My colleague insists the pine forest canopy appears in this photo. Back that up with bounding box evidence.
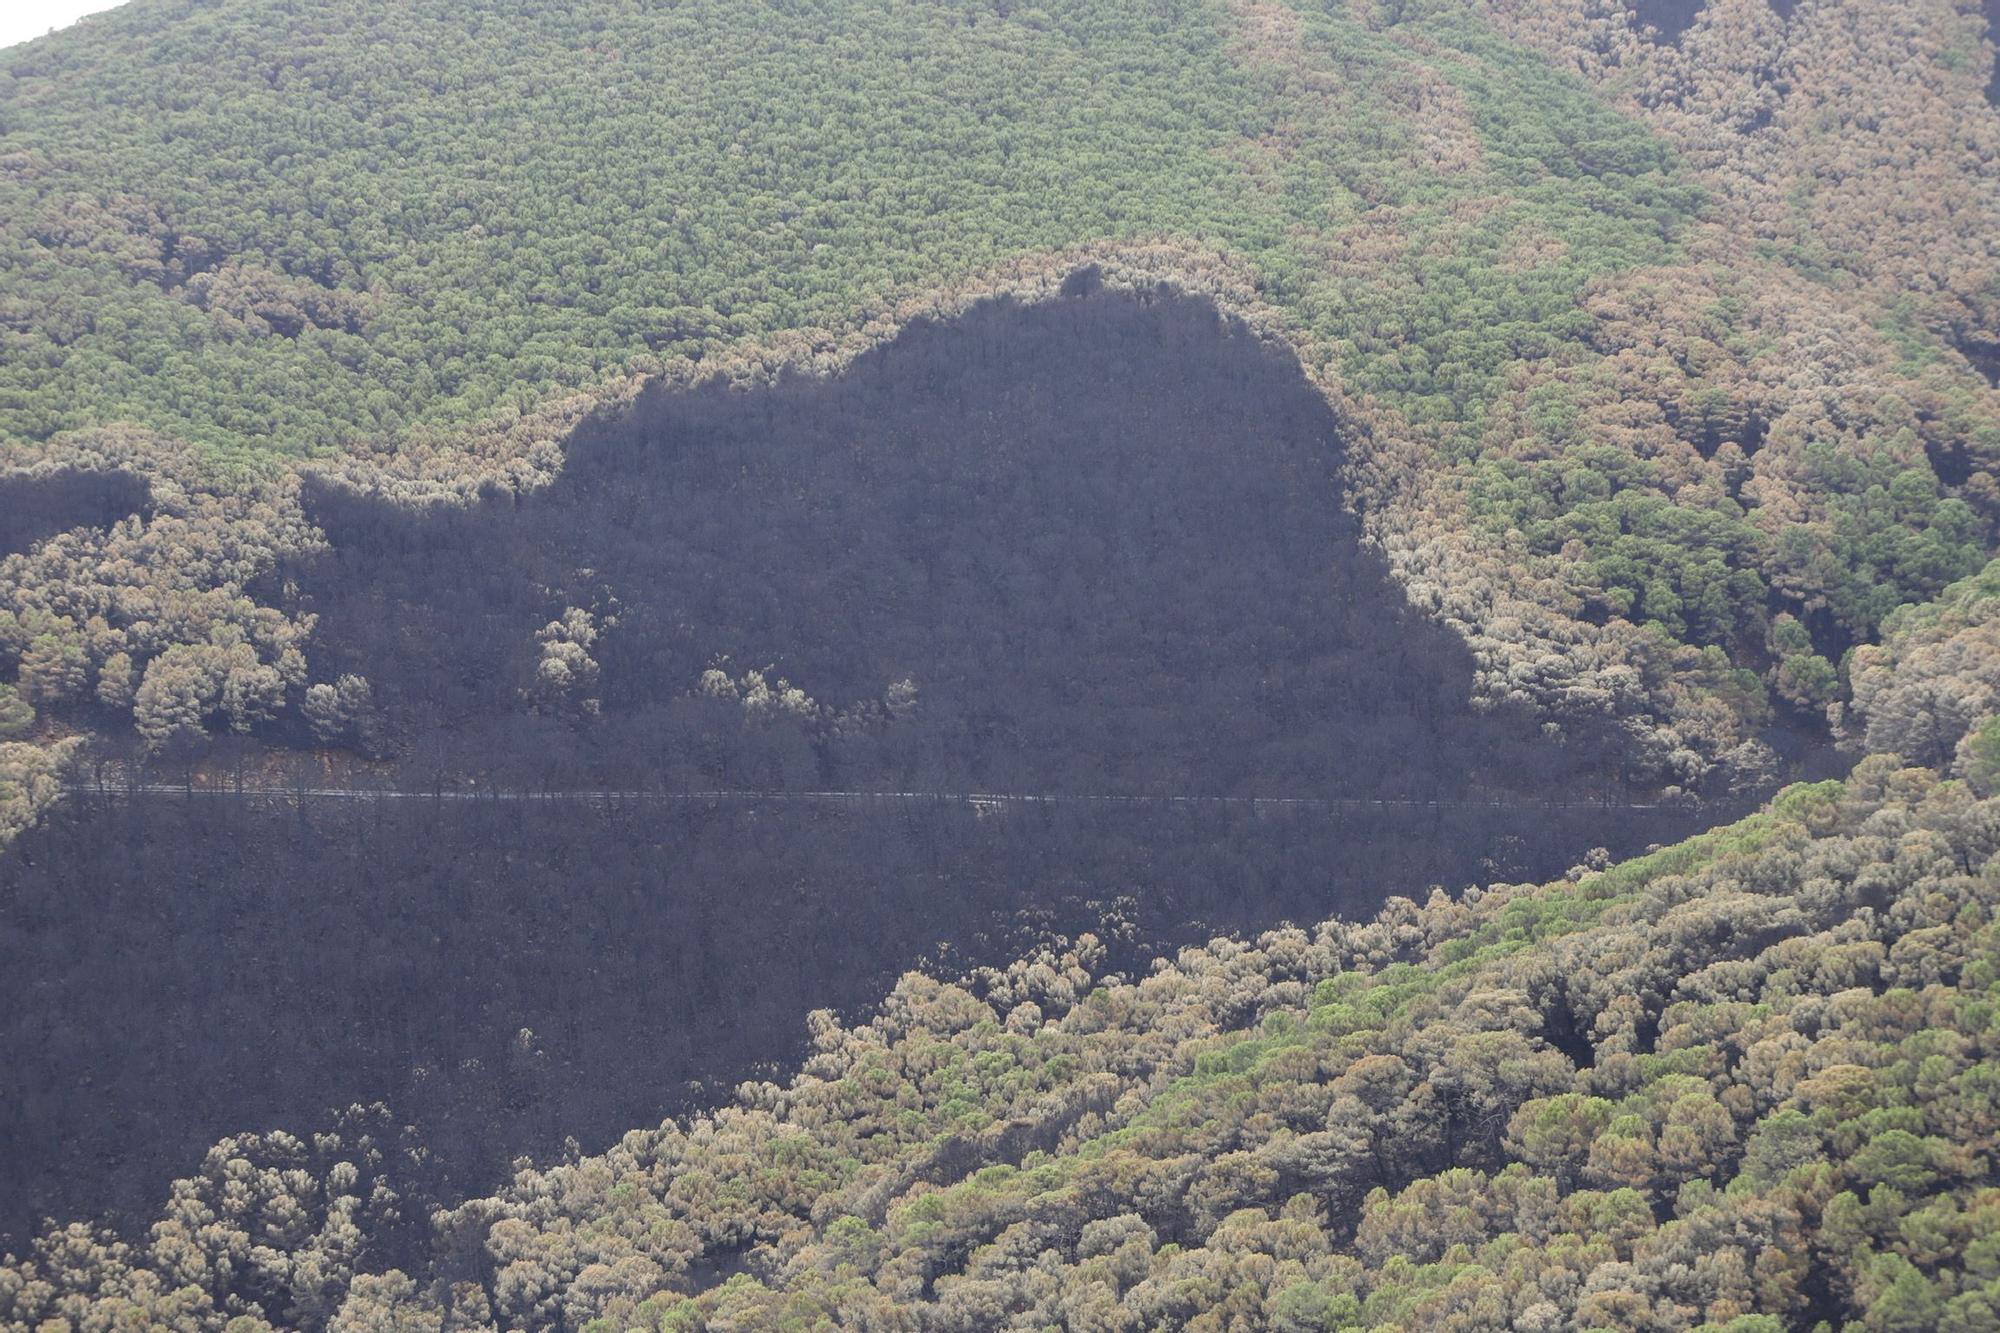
[2,0,2000,1330]
[0,0,1690,458]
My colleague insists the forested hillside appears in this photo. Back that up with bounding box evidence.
[2,0,1998,829]
[5,1,2000,1330]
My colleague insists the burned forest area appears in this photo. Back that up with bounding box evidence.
[0,289,1760,1246]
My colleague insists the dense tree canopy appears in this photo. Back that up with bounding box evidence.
[0,0,1688,462]
[1844,556,2000,778]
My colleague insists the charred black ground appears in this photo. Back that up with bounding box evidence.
[1631,0,1707,43]
[285,288,1631,800]
[0,468,150,559]
[0,793,1724,1247]
[1988,0,2000,106]
[6,287,1762,1247]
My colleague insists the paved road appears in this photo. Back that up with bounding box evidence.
[69,782,1732,814]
